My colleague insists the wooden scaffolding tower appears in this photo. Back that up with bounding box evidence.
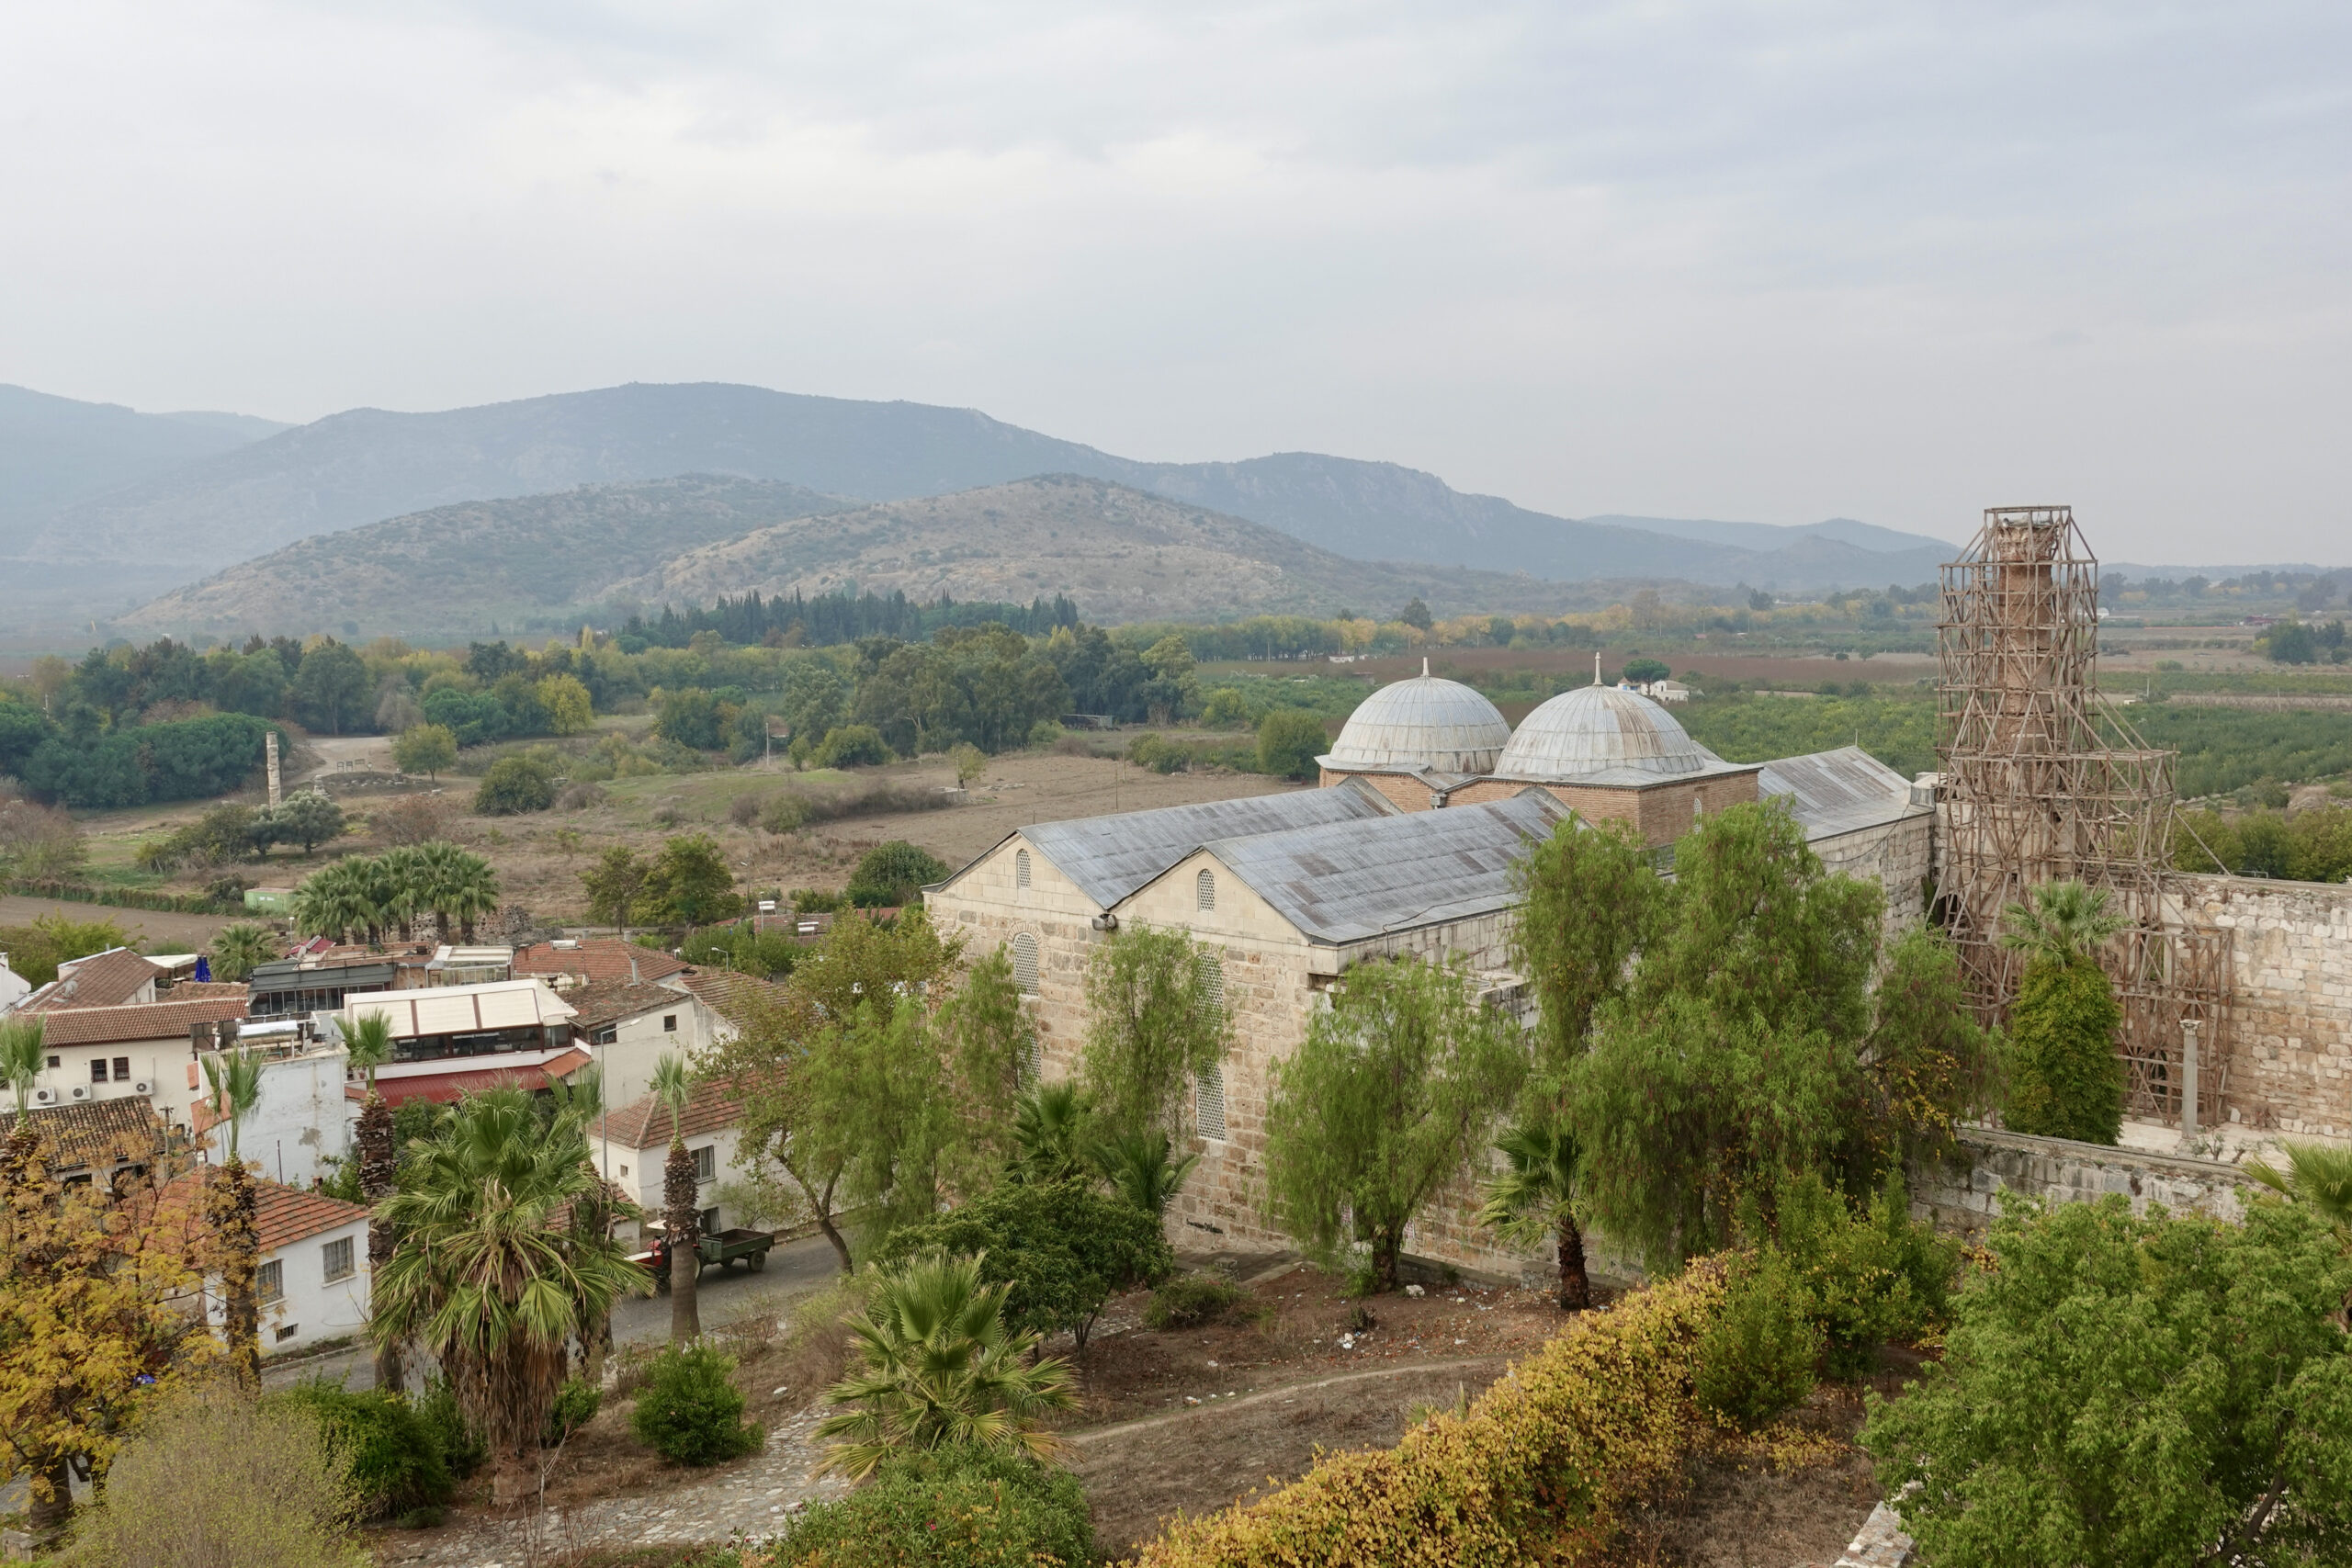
[1934,505,2229,1122]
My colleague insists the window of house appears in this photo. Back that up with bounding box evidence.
[46,1055,59,1069]
[618,1164,629,1179]
[698,1206,719,1235]
[1195,1064,1227,1141]
[692,1145,716,1182]
[593,1026,617,1045]
[1196,869,1216,910]
[1015,849,1031,889]
[322,1236,355,1282]
[113,1057,130,1082]
[90,1058,108,1084]
[1012,931,1039,994]
[275,1324,300,1343]
[1196,952,1225,1008]
[257,1259,284,1304]
[662,1015,678,1032]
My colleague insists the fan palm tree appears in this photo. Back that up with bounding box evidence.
[816,1250,1078,1481]
[292,861,368,943]
[205,921,277,983]
[654,1053,702,1340]
[371,1086,643,1507]
[2248,1142,2352,1247]
[425,842,502,944]
[1010,1080,1091,1185]
[379,844,430,942]
[1477,1111,1590,1311]
[1999,880,2128,968]
[345,1011,404,1393]
[202,1046,266,1386]
[1091,1126,1197,1217]
[549,1066,626,1382]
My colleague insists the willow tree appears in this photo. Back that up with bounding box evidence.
[1080,923,1231,1144]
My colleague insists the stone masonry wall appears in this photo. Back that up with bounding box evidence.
[1317,768,1437,813]
[1909,1126,2256,1235]
[1810,811,1934,949]
[2174,874,2352,1138]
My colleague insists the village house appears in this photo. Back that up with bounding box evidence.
[0,1097,170,1189]
[336,976,589,1107]
[587,1077,748,1245]
[565,976,726,1111]
[14,995,252,1133]
[164,1172,373,1358]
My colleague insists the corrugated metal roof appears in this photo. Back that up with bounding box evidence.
[1192,790,1573,944]
[1758,747,1927,840]
[1495,684,1724,781]
[1323,668,1511,775]
[1016,784,1398,908]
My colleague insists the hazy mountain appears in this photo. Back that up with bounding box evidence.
[119,474,1613,638]
[0,384,284,533]
[117,475,857,640]
[1582,513,1955,557]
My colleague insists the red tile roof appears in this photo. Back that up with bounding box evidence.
[566,978,692,1032]
[673,970,784,1027]
[356,1046,595,1108]
[33,997,248,1048]
[166,981,251,1001]
[514,940,689,987]
[24,948,161,1012]
[157,1170,371,1253]
[597,1077,744,1152]
[0,1098,167,1171]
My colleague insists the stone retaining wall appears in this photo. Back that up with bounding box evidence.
[2177,874,2352,1139]
[1910,1126,2258,1235]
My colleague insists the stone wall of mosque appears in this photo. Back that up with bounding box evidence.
[2171,874,2352,1138]
[1811,810,1936,947]
[1439,772,1760,847]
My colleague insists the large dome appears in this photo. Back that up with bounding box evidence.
[1323,664,1512,776]
[1495,683,1719,781]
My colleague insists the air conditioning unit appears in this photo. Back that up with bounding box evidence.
[68,1085,90,1101]
[132,1080,153,1097]
[31,1087,56,1107]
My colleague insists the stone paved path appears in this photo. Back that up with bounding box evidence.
[373,1403,852,1565]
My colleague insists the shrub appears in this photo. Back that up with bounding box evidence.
[264,1378,454,1519]
[1255,709,1329,781]
[66,1382,368,1567]
[1692,1247,1821,1431]
[1137,1266,1725,1567]
[773,1443,1093,1568]
[1145,1270,1249,1331]
[1770,1173,1957,1376]
[630,1343,765,1466]
[472,753,557,816]
[413,1378,486,1480]
[543,1375,602,1448]
[391,724,458,781]
[846,840,950,908]
[761,794,809,834]
[2004,956,2125,1144]
[1126,732,1189,773]
[813,725,895,769]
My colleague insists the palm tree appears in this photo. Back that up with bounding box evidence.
[1477,1111,1590,1311]
[292,861,365,943]
[205,922,277,983]
[2248,1142,2352,1247]
[816,1251,1078,1481]
[345,1012,404,1393]
[655,1053,702,1340]
[371,1086,643,1507]
[427,842,502,944]
[379,844,430,942]
[202,1046,266,1386]
[1091,1126,1197,1217]
[1010,1081,1091,1184]
[549,1066,625,1383]
[1999,880,2128,968]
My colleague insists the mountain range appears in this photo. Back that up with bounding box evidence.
[4,380,1969,634]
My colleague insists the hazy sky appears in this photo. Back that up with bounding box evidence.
[5,1,2346,559]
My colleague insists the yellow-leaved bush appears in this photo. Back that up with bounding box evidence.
[1134,1263,1726,1568]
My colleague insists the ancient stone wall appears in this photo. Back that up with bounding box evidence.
[1908,1127,2256,1235]
[2174,874,2352,1138]
[1809,812,1934,947]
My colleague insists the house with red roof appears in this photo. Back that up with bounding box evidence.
[587,1077,751,1246]
[16,995,250,1133]
[160,1171,373,1359]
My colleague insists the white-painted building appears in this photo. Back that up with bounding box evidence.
[172,1175,373,1359]
[18,996,252,1133]
[191,1036,356,1190]
[564,977,726,1114]
[0,953,33,1012]
[588,1077,749,1245]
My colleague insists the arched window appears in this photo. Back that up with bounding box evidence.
[1019,1035,1042,1086]
[1012,931,1039,994]
[1015,849,1031,889]
[1195,1062,1227,1141]
[1196,869,1216,911]
[1196,951,1225,1008]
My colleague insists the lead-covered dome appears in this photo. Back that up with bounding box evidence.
[1495,683,1718,781]
[1322,665,1511,776]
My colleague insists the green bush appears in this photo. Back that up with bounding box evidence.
[1254,710,1329,780]
[473,752,558,815]
[814,724,895,768]
[263,1377,454,1519]
[2005,956,2125,1145]
[630,1343,765,1466]
[1692,1247,1821,1431]
[413,1378,486,1480]
[775,1443,1093,1568]
[1770,1173,1957,1377]
[1145,1270,1250,1331]
[543,1375,602,1448]
[846,840,951,908]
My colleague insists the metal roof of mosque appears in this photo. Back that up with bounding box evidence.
[1493,681,1727,782]
[1013,782,1399,908]
[1321,661,1512,776]
[1758,748,1928,840]
[1187,789,1573,944]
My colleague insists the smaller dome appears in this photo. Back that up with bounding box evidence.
[1324,662,1511,776]
[1496,682,1719,781]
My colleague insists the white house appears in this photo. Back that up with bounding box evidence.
[165,1173,373,1359]
[588,1077,748,1245]
[191,1036,355,1190]
[17,995,252,1133]
[0,952,33,1012]
[565,977,725,1113]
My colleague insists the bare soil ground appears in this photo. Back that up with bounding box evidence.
[0,893,245,949]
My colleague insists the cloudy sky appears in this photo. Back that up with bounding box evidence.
[4,1,2346,560]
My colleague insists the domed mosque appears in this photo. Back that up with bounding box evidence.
[1319,655,1760,844]
[1316,660,1514,809]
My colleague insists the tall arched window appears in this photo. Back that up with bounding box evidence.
[1194,1062,1227,1141]
[1196,869,1216,910]
[1196,951,1225,1008]
[1015,849,1032,889]
[1012,931,1039,994]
